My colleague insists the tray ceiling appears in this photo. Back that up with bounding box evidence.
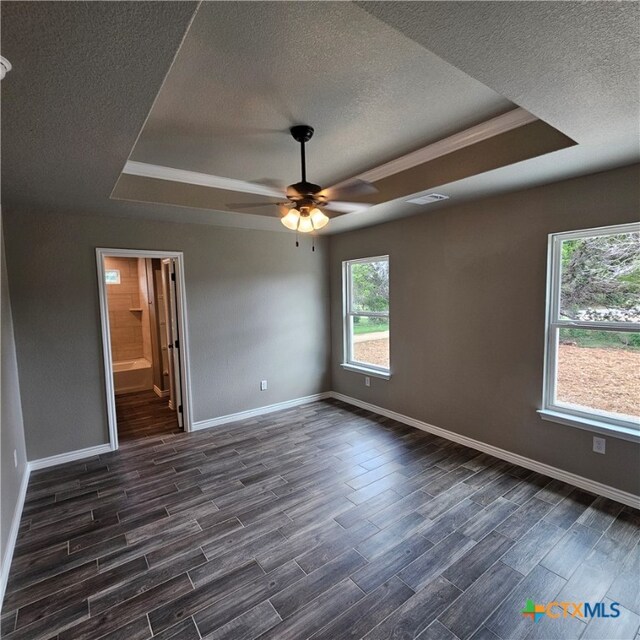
[126,2,515,188]
[1,1,637,233]
[113,2,573,221]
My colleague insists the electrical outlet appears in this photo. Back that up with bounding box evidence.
[365,376,371,387]
[13,449,18,468]
[593,436,606,454]
[260,380,268,391]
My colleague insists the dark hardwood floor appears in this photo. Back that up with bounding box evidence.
[2,400,639,640]
[116,390,180,442]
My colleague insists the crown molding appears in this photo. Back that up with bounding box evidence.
[122,108,538,199]
[122,161,284,199]
[346,107,538,185]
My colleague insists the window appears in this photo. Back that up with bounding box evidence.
[104,269,120,284]
[541,223,640,439]
[342,256,390,377]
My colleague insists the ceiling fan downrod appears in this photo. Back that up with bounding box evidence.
[290,125,314,187]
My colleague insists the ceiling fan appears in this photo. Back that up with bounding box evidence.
[228,125,377,233]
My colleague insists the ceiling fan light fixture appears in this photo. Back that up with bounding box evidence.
[245,124,375,239]
[310,208,329,229]
[297,214,314,233]
[281,209,300,230]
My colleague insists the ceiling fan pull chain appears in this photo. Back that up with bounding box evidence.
[296,229,299,248]
[312,235,315,252]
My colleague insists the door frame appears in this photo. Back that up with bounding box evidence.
[96,248,193,450]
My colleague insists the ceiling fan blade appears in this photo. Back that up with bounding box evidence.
[323,201,372,214]
[226,201,287,209]
[321,179,378,201]
[252,178,287,190]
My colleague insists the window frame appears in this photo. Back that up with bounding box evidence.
[540,222,640,441]
[341,255,391,379]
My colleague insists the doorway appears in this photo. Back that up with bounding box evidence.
[96,249,192,449]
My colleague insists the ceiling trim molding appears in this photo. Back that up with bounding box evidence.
[122,107,537,199]
[122,161,284,198]
[340,107,538,186]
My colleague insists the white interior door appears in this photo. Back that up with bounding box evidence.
[162,259,183,428]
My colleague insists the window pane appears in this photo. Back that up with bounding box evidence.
[352,316,389,369]
[556,328,640,422]
[105,269,120,284]
[350,260,389,313]
[559,231,640,321]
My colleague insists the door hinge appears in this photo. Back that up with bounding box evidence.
[171,271,176,282]
[178,404,183,414]
[174,339,179,349]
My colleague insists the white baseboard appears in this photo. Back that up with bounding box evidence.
[28,443,113,471]
[330,392,640,510]
[153,385,169,398]
[1,443,112,604]
[192,392,332,431]
[0,463,31,604]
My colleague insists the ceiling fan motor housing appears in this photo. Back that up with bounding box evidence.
[287,181,323,198]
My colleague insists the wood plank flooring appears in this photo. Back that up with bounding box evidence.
[2,400,639,640]
[115,390,180,441]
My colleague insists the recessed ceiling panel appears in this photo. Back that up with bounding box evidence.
[2,2,637,233]
[128,1,515,188]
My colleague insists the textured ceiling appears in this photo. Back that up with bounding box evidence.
[359,1,639,150]
[129,2,513,188]
[1,1,638,234]
[115,120,574,219]
[0,2,244,228]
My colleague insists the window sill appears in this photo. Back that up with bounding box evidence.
[340,363,391,380]
[538,409,640,443]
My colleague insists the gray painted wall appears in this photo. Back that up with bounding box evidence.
[330,164,640,495]
[1,226,28,566]
[3,210,330,460]
[3,164,639,496]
